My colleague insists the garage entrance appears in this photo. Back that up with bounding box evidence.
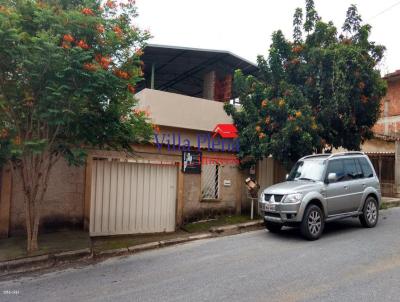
[89,159,177,236]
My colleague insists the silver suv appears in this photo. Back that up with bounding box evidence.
[259,152,381,240]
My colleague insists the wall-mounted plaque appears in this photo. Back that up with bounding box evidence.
[182,151,202,174]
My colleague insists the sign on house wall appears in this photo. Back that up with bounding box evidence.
[182,151,202,174]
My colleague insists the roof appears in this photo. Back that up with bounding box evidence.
[137,44,258,97]
[383,70,400,81]
[373,133,400,142]
[365,152,395,156]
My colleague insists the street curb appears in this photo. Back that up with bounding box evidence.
[0,255,52,277]
[237,220,264,229]
[105,234,216,256]
[53,248,92,260]
[96,247,128,258]
[128,242,160,253]
[382,200,400,209]
[0,249,93,278]
[209,224,238,233]
[210,220,263,233]
[159,237,192,246]
[188,233,213,240]
[0,254,49,270]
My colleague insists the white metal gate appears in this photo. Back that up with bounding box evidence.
[90,159,177,236]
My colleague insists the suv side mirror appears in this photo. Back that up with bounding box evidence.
[327,172,337,183]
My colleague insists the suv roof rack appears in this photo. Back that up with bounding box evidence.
[300,154,330,160]
[327,151,365,159]
[300,151,364,161]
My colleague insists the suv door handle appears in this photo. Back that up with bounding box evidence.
[362,183,366,188]
[344,185,349,190]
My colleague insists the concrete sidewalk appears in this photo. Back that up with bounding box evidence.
[381,196,400,208]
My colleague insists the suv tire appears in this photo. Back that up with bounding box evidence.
[359,196,379,228]
[264,221,282,233]
[300,204,325,240]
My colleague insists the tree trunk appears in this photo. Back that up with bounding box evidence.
[12,153,59,253]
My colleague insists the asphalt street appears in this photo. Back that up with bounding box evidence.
[1,207,400,302]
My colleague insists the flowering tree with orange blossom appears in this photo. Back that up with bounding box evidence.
[0,0,153,252]
[224,1,387,170]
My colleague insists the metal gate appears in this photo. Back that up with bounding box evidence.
[90,159,177,236]
[367,153,395,197]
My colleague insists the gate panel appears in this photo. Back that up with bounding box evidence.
[90,159,177,236]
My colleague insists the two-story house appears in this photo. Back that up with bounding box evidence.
[1,45,274,238]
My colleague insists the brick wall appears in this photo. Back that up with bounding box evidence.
[385,79,400,117]
[373,76,400,136]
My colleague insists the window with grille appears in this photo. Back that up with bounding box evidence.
[201,162,220,200]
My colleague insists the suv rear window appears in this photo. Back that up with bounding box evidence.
[357,157,374,178]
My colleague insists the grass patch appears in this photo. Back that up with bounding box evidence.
[380,203,389,210]
[182,215,253,233]
[380,202,400,210]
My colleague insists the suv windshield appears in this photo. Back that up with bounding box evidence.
[287,159,326,182]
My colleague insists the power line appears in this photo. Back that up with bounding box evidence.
[368,0,400,21]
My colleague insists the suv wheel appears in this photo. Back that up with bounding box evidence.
[359,197,379,228]
[300,205,324,240]
[264,221,282,233]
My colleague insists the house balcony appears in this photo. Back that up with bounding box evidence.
[135,88,233,132]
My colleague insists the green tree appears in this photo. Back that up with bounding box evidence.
[0,0,153,252]
[224,1,387,170]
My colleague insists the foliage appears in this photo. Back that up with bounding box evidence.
[224,0,387,169]
[0,0,153,251]
[0,0,153,166]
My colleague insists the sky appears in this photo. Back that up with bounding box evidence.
[136,0,400,75]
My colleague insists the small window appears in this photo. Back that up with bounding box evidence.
[201,162,220,200]
[343,158,363,180]
[357,157,374,178]
[326,159,345,182]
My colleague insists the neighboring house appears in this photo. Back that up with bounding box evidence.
[359,70,400,197]
[0,44,275,238]
[372,70,400,138]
